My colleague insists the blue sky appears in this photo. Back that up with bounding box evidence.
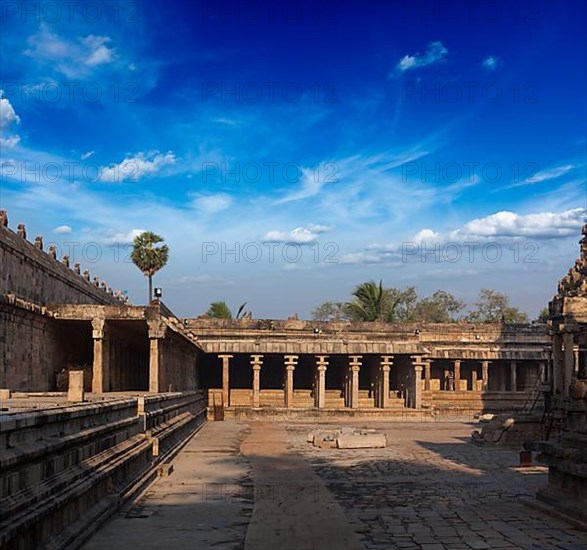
[1,0,586,318]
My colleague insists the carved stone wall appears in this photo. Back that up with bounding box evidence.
[0,221,119,306]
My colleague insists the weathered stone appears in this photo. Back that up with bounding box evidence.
[67,370,85,402]
[336,433,386,448]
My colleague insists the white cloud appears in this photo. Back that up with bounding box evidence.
[175,275,212,285]
[81,151,95,160]
[24,24,118,78]
[0,90,21,148]
[413,228,440,243]
[482,56,500,70]
[82,35,116,66]
[276,165,337,203]
[262,224,332,244]
[102,228,146,244]
[339,208,586,266]
[395,41,448,73]
[99,151,177,183]
[190,193,233,214]
[450,208,586,240]
[505,164,575,189]
[53,225,72,234]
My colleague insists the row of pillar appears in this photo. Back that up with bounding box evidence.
[216,354,548,410]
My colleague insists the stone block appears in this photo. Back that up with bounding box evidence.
[336,434,387,449]
[0,388,11,401]
[67,371,85,402]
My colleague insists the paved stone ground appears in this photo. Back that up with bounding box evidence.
[83,422,253,550]
[286,421,587,550]
[84,420,587,550]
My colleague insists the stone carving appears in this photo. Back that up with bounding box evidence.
[74,263,81,275]
[557,224,587,297]
[17,223,26,239]
[471,415,515,444]
[93,277,100,287]
[34,236,43,250]
[83,270,90,281]
[0,209,7,227]
[62,255,69,267]
[48,245,57,259]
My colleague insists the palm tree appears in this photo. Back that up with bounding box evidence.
[345,280,386,321]
[130,231,169,304]
[206,301,248,319]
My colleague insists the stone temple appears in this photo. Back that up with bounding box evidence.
[1,210,586,550]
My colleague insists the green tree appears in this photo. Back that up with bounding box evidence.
[311,301,349,321]
[466,289,529,324]
[206,301,248,319]
[130,231,169,304]
[385,286,418,322]
[345,280,387,321]
[537,307,549,323]
[414,290,465,323]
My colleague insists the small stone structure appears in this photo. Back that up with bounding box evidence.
[307,427,387,449]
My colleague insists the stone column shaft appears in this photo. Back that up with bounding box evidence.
[481,361,490,391]
[284,355,298,409]
[148,321,166,393]
[454,360,461,391]
[510,360,518,392]
[251,355,263,408]
[92,319,109,393]
[424,359,431,391]
[380,356,393,408]
[349,356,362,409]
[219,355,233,407]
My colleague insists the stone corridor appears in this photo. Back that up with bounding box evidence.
[83,421,587,550]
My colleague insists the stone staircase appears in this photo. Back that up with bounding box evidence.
[0,391,206,550]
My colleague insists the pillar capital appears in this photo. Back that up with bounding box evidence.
[380,355,394,366]
[454,359,462,366]
[250,354,264,366]
[349,355,362,367]
[218,354,234,360]
[147,319,166,339]
[91,318,107,339]
[381,364,391,373]
[413,365,423,373]
[317,364,328,373]
[284,354,299,365]
[315,355,329,366]
[286,364,296,372]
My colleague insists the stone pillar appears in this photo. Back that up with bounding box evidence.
[314,355,329,408]
[574,345,580,375]
[510,360,517,392]
[481,360,490,391]
[471,368,478,391]
[453,360,461,391]
[219,354,233,407]
[563,333,575,398]
[424,359,431,391]
[349,356,362,409]
[379,356,393,408]
[284,355,298,408]
[148,320,166,393]
[91,319,109,393]
[251,355,263,408]
[68,371,85,402]
[411,356,424,409]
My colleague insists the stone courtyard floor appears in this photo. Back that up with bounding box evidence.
[83,420,587,550]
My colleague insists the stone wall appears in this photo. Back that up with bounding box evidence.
[0,295,66,390]
[0,220,120,306]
